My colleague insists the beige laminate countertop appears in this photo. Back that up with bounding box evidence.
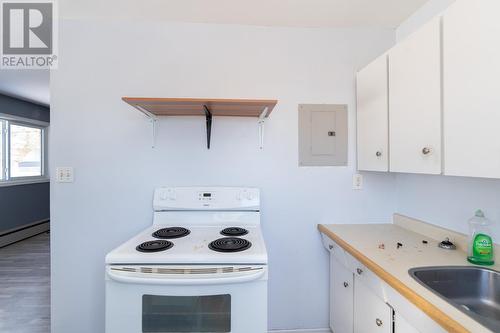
[318,223,500,333]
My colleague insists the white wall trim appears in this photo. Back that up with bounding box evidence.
[0,219,49,248]
[269,329,331,333]
[0,112,49,127]
[0,178,49,187]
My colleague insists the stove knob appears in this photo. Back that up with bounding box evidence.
[160,190,168,200]
[167,189,176,200]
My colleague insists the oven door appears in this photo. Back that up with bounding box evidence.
[105,265,267,333]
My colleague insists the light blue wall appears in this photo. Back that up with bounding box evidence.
[394,0,500,241]
[50,19,396,333]
[0,94,50,234]
[396,174,500,241]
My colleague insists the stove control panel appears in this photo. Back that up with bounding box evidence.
[198,191,215,202]
[154,187,260,211]
[159,188,176,201]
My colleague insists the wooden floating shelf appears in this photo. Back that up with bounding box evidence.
[122,97,277,118]
[122,97,278,149]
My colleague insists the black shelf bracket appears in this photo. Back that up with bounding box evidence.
[203,105,212,149]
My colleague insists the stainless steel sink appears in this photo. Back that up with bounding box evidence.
[409,266,500,332]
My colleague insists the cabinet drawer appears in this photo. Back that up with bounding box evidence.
[321,235,348,267]
[330,242,347,267]
[344,248,364,274]
[323,235,387,302]
[345,250,387,302]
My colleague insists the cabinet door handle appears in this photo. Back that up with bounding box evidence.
[356,268,363,275]
[422,147,432,155]
[376,318,383,327]
[328,245,334,250]
[375,151,382,157]
[343,282,349,288]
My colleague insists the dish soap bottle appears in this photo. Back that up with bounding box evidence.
[467,210,494,266]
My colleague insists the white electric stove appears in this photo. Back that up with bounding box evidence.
[105,187,268,333]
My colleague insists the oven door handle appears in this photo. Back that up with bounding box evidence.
[107,268,266,285]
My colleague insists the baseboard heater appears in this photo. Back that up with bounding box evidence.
[269,329,331,333]
[0,219,49,248]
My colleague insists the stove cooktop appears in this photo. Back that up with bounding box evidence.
[220,227,248,236]
[153,227,191,239]
[136,240,174,252]
[209,237,252,252]
[106,224,267,265]
[137,227,253,253]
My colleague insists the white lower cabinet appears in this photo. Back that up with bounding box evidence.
[326,239,423,333]
[354,280,392,333]
[394,312,420,333]
[330,256,354,333]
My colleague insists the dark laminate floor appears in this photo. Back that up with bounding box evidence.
[0,232,50,333]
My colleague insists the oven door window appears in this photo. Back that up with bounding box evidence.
[142,294,231,332]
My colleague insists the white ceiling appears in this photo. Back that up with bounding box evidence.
[62,0,429,28]
[0,0,429,106]
[0,70,49,106]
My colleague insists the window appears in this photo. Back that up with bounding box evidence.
[0,120,4,181]
[0,117,48,183]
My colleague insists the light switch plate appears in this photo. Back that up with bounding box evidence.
[56,167,74,183]
[352,173,363,190]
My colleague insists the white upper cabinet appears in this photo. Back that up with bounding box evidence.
[356,0,500,178]
[388,17,442,174]
[443,0,500,178]
[357,55,389,171]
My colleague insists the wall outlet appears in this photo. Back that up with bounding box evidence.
[56,167,74,183]
[352,173,363,190]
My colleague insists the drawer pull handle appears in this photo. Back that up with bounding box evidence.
[343,282,349,288]
[376,318,383,327]
[376,151,382,157]
[356,268,363,275]
[422,147,432,155]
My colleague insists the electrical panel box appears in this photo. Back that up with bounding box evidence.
[298,104,348,166]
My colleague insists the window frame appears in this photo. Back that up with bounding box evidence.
[0,113,49,187]
[0,119,5,181]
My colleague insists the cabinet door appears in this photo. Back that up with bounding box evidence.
[443,0,500,178]
[354,280,392,333]
[330,256,353,333]
[357,55,389,171]
[389,17,442,174]
[394,312,420,333]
